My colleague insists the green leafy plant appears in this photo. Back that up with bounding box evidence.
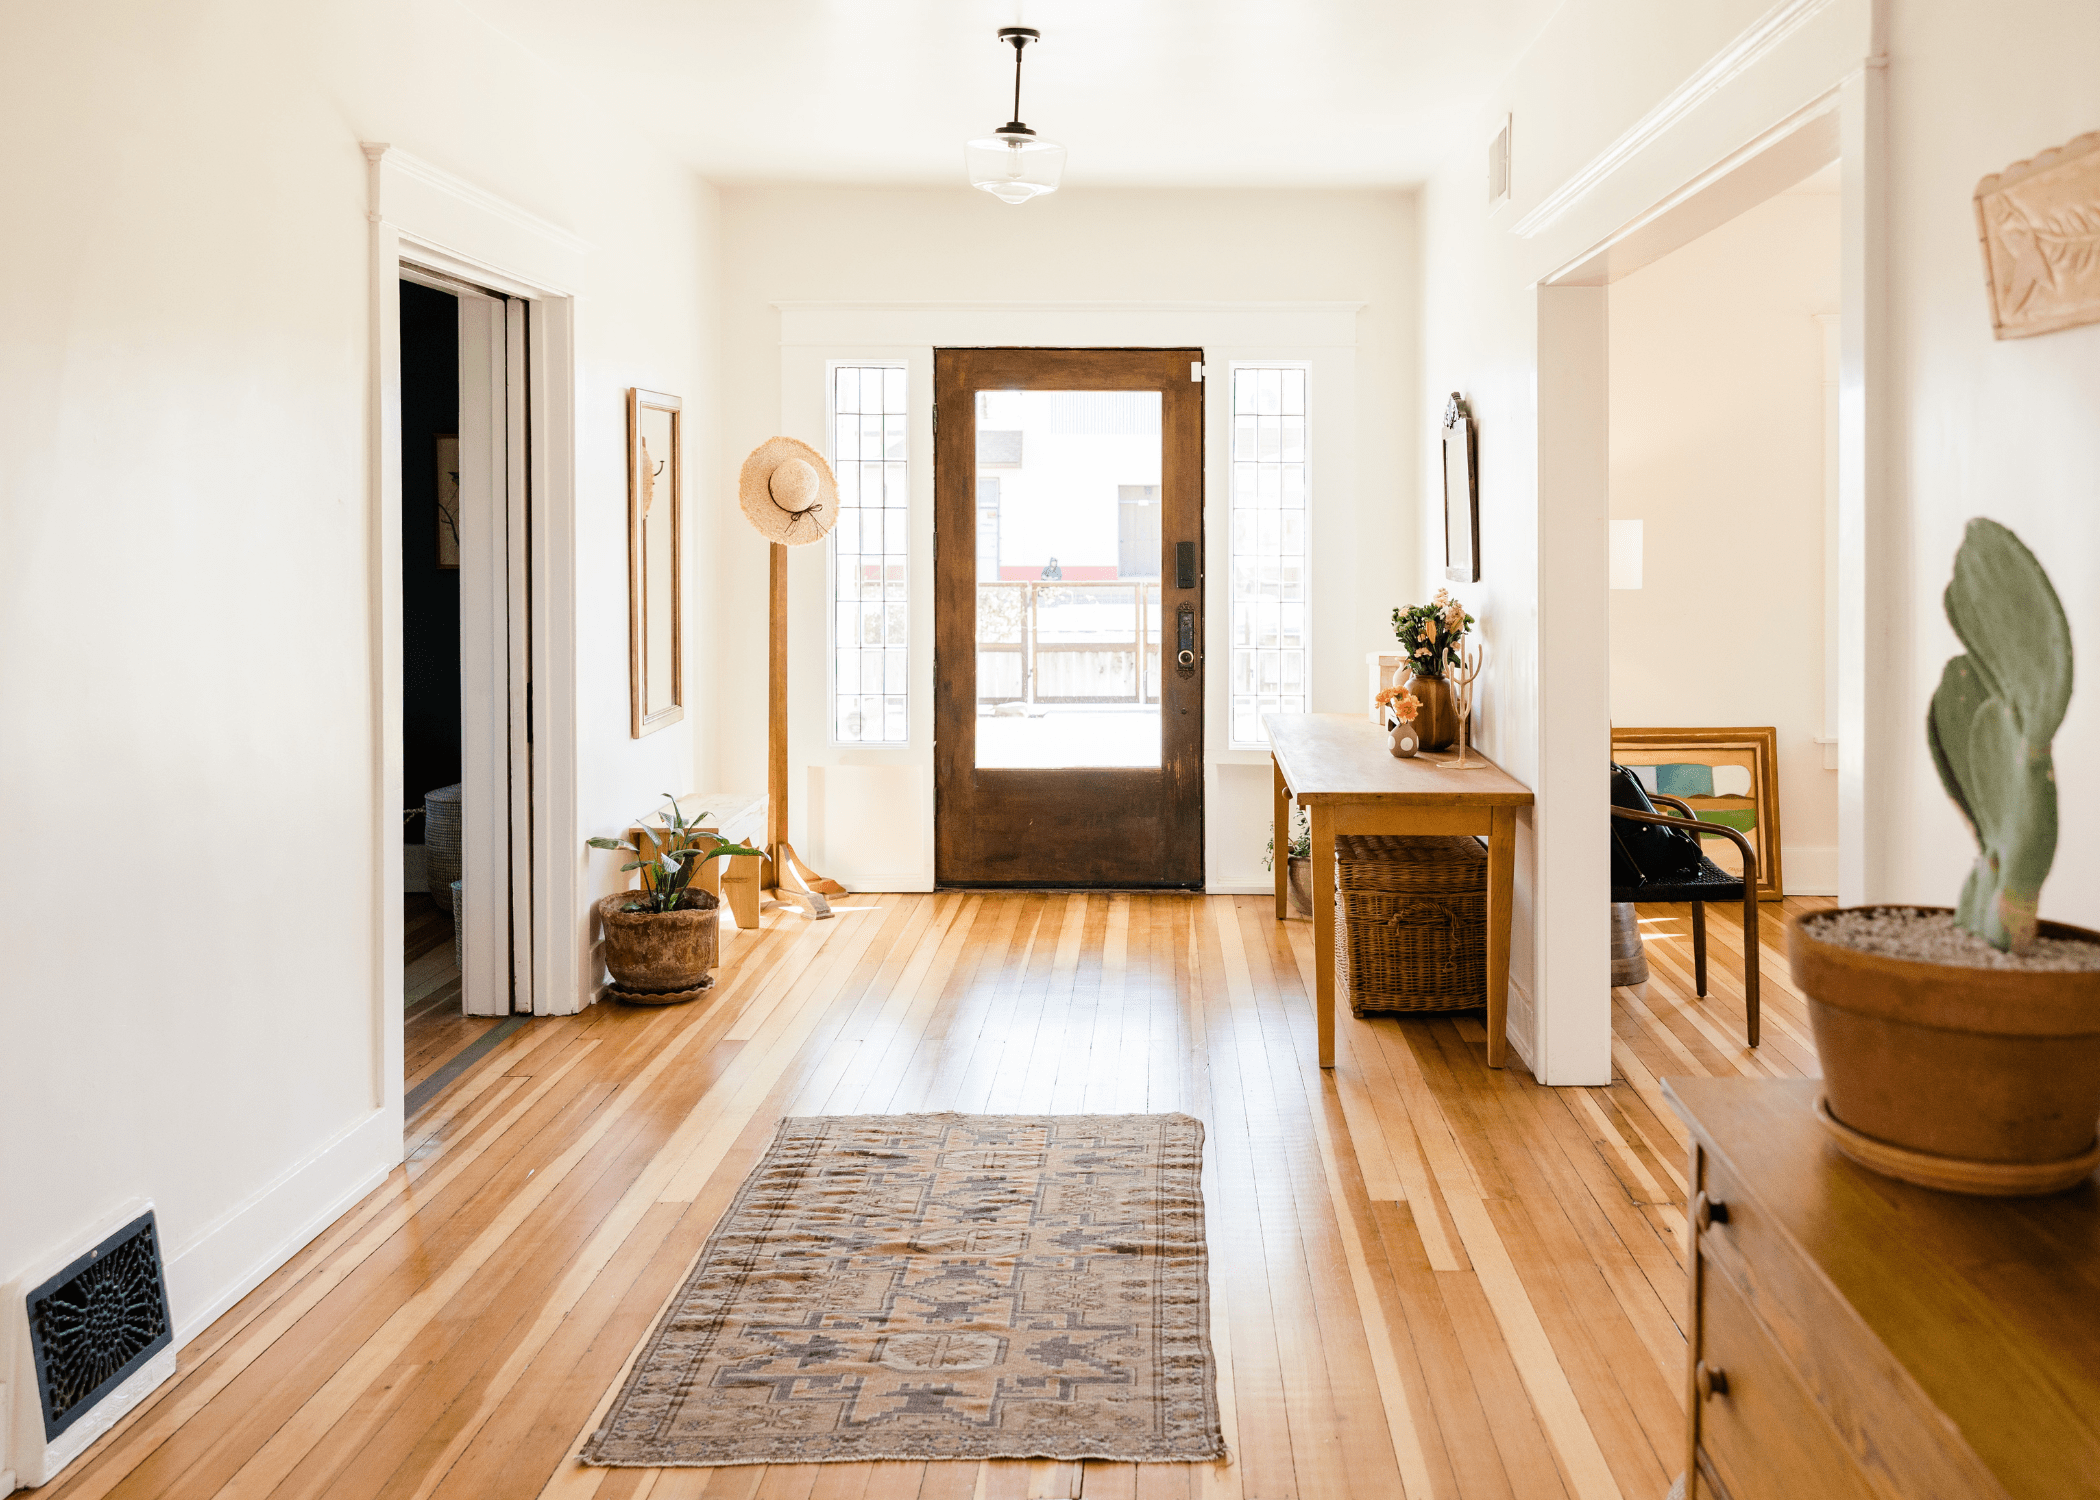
[1927,519,2073,954]
[1264,805,1311,871]
[587,794,764,915]
[1391,588,1474,679]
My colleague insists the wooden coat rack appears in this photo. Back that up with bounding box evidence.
[769,542,845,919]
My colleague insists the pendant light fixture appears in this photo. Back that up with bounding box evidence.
[965,26,1065,204]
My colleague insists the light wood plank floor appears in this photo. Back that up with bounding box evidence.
[51,892,1827,1500]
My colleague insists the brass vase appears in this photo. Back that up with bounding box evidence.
[1406,673,1458,751]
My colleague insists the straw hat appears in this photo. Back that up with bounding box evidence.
[738,436,839,546]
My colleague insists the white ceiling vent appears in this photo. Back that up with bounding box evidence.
[1488,116,1512,209]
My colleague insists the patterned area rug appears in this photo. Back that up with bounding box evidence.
[582,1112,1224,1467]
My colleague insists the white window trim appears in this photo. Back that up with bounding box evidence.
[1225,359,1314,750]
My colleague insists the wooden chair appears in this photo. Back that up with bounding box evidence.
[1610,793,1761,1048]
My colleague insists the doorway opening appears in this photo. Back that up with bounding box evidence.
[397,266,535,1118]
[934,348,1204,886]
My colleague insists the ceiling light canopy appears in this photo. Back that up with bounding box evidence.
[965,26,1064,204]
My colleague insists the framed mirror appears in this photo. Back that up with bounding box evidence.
[628,387,683,737]
[1442,392,1479,583]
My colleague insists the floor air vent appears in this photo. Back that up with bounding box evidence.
[27,1210,171,1440]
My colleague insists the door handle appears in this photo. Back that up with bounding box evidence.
[1176,603,1197,676]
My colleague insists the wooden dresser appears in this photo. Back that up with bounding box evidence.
[1665,1077,2100,1500]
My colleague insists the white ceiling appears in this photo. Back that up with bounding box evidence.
[470,0,1561,188]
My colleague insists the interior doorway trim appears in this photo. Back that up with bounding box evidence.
[1505,7,1882,1082]
[361,145,587,1145]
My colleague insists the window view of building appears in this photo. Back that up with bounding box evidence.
[973,389,1164,768]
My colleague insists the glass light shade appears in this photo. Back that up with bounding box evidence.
[966,131,1065,203]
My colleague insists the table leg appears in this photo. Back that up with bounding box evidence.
[1273,757,1290,921]
[1485,806,1516,1069]
[1312,807,1336,1068]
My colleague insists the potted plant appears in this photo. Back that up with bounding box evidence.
[1265,804,1313,918]
[1390,589,1474,750]
[587,795,763,1002]
[1376,684,1423,758]
[1788,519,2100,1194]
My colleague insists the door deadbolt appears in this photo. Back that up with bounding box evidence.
[1176,604,1197,676]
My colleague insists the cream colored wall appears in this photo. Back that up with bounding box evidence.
[0,0,722,1448]
[1878,0,2100,926]
[1417,0,1869,1080]
[711,186,1416,891]
[1607,186,1841,893]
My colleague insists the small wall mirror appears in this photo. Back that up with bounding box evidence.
[1443,392,1479,583]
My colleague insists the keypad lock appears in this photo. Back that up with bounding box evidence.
[1176,603,1196,675]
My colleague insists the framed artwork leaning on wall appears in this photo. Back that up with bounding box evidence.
[628,388,683,738]
[1610,725,1784,900]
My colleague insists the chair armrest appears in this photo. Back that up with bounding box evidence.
[1651,793,1697,819]
[1609,804,1759,886]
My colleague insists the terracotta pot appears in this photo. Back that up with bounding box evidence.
[597,888,720,993]
[1406,673,1457,751]
[1787,906,2100,1195]
[1287,855,1311,918]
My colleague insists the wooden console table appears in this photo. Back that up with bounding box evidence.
[1666,1077,2100,1500]
[1266,713,1532,1068]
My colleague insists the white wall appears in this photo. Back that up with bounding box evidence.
[1878,0,2100,928]
[0,0,721,1464]
[712,186,1416,893]
[1608,185,1841,893]
[1417,0,1870,1080]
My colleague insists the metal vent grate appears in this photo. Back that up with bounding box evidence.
[27,1211,171,1440]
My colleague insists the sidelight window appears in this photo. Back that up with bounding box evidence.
[829,364,910,743]
[1228,364,1310,747]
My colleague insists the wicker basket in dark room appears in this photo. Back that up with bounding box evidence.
[1333,834,1488,1016]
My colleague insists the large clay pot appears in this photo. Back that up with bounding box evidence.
[1406,673,1457,751]
[1287,855,1311,918]
[1787,906,2100,1195]
[597,888,720,993]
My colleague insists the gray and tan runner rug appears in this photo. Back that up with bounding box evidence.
[581,1112,1225,1467]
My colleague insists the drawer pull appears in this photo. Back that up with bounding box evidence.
[1695,1361,1729,1402]
[1693,1192,1730,1231]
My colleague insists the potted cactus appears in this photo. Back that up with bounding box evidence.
[587,796,762,1003]
[1788,519,2100,1194]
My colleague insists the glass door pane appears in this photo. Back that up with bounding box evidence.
[973,389,1163,768]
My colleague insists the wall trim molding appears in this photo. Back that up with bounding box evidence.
[365,143,595,258]
[776,300,1364,350]
[1510,0,1838,239]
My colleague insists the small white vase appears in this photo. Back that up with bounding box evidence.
[1387,719,1420,758]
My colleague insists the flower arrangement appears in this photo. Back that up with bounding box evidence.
[1374,685,1422,723]
[1391,589,1474,679]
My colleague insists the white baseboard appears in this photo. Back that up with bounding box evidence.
[1206,881,1275,895]
[163,1106,400,1348]
[1503,976,1538,1078]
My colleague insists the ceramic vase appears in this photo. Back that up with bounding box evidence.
[1386,716,1420,758]
[1406,673,1458,750]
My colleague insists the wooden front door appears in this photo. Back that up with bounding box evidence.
[935,348,1204,886]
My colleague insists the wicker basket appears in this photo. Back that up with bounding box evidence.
[1334,834,1488,1016]
[424,783,462,901]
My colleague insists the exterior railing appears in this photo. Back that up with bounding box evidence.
[977,581,1162,705]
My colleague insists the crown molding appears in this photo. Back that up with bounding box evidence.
[362,143,595,257]
[1509,0,1837,239]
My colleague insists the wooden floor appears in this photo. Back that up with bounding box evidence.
[403,893,498,1092]
[53,891,1829,1500]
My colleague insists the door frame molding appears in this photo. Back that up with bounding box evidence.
[773,302,1361,894]
[362,145,588,1149]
